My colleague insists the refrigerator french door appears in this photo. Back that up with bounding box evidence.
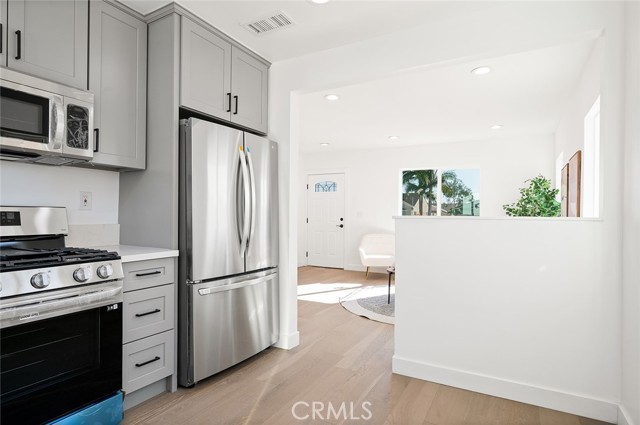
[178,118,279,387]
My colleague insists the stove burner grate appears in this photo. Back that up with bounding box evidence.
[0,247,120,272]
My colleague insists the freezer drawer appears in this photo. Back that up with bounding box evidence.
[189,271,279,384]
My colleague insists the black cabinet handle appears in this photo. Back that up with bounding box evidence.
[15,30,21,60]
[226,93,231,112]
[233,95,238,115]
[135,356,160,368]
[336,224,344,228]
[135,270,161,277]
[1,24,3,54]
[135,308,161,318]
[93,128,100,152]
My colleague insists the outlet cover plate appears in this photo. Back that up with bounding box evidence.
[80,191,92,210]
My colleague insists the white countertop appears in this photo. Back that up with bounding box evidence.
[91,244,179,263]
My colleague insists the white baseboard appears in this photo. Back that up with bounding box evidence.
[275,331,300,349]
[392,356,618,423]
[619,405,636,425]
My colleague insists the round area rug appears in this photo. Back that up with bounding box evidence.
[340,285,395,325]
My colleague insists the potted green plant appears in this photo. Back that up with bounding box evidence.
[503,175,561,217]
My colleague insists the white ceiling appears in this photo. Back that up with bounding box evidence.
[119,0,498,62]
[298,39,597,153]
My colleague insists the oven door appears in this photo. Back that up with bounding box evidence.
[0,80,64,158]
[0,295,122,424]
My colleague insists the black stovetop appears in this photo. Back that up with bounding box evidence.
[0,246,120,272]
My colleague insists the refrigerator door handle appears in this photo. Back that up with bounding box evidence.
[238,148,251,258]
[245,148,257,251]
[196,273,275,295]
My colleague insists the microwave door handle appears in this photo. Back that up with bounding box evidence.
[245,148,257,251]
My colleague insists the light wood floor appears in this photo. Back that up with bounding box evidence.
[123,266,609,425]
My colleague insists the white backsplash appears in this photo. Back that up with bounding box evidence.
[66,224,120,247]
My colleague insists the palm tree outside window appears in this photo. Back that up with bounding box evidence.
[402,168,480,216]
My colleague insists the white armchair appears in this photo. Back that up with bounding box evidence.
[358,233,395,278]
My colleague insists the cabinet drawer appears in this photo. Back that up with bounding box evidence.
[123,284,174,343]
[123,258,174,292]
[123,330,174,394]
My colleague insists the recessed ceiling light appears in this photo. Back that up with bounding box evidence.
[388,136,399,141]
[471,66,491,75]
[310,0,330,4]
[490,125,503,130]
[320,142,330,147]
[324,94,339,101]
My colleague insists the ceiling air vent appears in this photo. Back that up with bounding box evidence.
[242,11,295,36]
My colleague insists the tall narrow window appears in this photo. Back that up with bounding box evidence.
[582,97,600,217]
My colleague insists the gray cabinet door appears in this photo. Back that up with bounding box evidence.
[0,0,6,67]
[7,0,88,89]
[180,17,232,121]
[89,1,146,170]
[231,48,268,134]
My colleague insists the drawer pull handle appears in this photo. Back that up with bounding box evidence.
[135,356,161,368]
[135,309,161,318]
[135,271,162,277]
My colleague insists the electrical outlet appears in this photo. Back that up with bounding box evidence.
[80,191,92,210]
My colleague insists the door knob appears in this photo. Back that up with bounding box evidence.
[336,224,344,228]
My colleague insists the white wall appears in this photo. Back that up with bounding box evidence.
[555,39,602,165]
[621,3,640,425]
[270,2,624,419]
[554,37,603,216]
[393,217,620,422]
[0,162,120,224]
[298,136,554,271]
[271,1,625,353]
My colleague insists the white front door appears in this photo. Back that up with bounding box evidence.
[307,173,345,268]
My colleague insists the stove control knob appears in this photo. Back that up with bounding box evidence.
[31,272,51,289]
[97,264,114,279]
[73,267,93,283]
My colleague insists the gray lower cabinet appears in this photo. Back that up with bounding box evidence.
[122,257,176,408]
[180,16,269,134]
[90,1,147,170]
[6,0,88,89]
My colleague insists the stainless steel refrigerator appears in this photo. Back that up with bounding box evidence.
[178,118,279,387]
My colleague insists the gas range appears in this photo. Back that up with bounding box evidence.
[0,206,125,425]
[0,246,123,298]
[0,206,124,325]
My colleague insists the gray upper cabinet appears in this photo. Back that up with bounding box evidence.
[89,1,147,170]
[231,47,268,134]
[180,17,231,121]
[180,16,269,134]
[6,0,88,89]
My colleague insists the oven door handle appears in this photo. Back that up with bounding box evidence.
[0,284,123,327]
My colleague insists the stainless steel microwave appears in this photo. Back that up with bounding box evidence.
[0,68,94,165]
